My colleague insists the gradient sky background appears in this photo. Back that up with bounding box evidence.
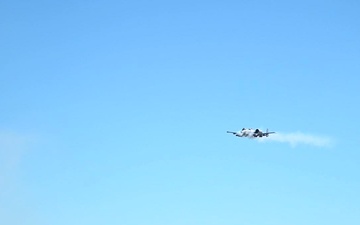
[1,0,360,224]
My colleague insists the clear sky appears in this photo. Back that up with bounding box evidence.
[1,0,360,224]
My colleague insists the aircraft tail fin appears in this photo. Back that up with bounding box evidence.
[265,128,275,137]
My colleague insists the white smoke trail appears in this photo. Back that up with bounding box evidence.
[258,132,333,148]
[0,131,38,186]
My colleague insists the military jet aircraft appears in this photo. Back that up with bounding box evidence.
[227,128,275,138]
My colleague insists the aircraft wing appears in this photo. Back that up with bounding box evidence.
[227,131,237,135]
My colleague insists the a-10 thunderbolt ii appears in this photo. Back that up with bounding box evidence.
[227,128,275,138]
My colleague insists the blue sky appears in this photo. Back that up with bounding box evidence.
[1,0,360,224]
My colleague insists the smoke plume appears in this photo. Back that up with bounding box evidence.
[259,132,333,148]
